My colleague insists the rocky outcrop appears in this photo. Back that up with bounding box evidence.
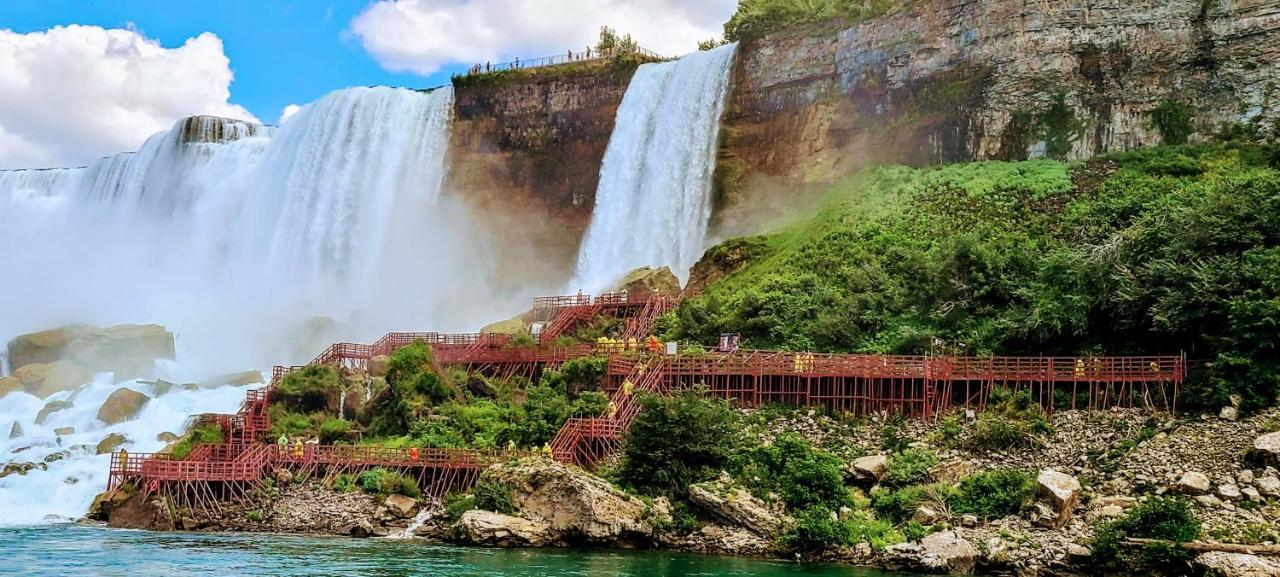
[459,510,555,547]
[852,454,888,482]
[0,376,20,397]
[449,61,640,292]
[476,457,654,546]
[7,323,174,379]
[35,399,73,425]
[97,388,150,425]
[1198,552,1280,577]
[886,531,979,574]
[611,267,682,299]
[715,0,1280,239]
[96,433,127,455]
[384,494,418,519]
[1030,469,1081,529]
[688,477,785,535]
[15,360,91,399]
[88,490,132,521]
[198,371,263,389]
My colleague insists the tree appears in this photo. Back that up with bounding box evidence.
[617,388,739,496]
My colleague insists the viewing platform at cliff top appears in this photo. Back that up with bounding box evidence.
[453,46,666,79]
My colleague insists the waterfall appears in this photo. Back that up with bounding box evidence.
[0,85,505,526]
[572,44,736,292]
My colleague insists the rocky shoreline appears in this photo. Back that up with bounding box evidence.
[87,405,1280,576]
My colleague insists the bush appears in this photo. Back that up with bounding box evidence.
[540,356,607,397]
[723,0,905,41]
[951,470,1036,519]
[871,483,958,525]
[275,365,340,413]
[472,479,517,515]
[358,468,421,498]
[169,423,225,460]
[739,433,850,510]
[318,418,352,444]
[781,505,904,552]
[886,448,938,486]
[618,388,740,496]
[1150,100,1195,145]
[1092,497,1201,574]
[444,493,476,521]
[331,473,357,493]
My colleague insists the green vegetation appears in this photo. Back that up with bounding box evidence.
[1150,100,1195,146]
[738,432,850,510]
[169,423,225,460]
[885,448,938,486]
[357,468,420,499]
[723,0,909,42]
[871,483,956,525]
[445,492,476,521]
[472,479,517,515]
[618,388,740,496]
[274,365,340,413]
[664,143,1280,411]
[950,470,1036,519]
[1091,497,1201,574]
[967,388,1053,450]
[781,505,901,552]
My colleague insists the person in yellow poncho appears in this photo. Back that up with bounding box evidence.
[622,379,635,396]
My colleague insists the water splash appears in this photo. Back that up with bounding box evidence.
[391,505,437,539]
[572,44,737,292]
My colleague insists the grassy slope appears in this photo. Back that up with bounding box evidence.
[664,143,1280,409]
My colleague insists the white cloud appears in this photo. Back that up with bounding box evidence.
[348,0,737,75]
[278,104,302,124]
[0,25,258,169]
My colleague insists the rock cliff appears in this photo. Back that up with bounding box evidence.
[713,0,1280,237]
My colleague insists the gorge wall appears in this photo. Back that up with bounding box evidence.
[448,63,639,287]
[712,0,1280,238]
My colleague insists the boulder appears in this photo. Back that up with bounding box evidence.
[0,376,21,397]
[1248,432,1280,468]
[36,400,73,425]
[367,356,391,378]
[852,454,889,482]
[1032,469,1081,529]
[273,468,294,485]
[886,531,978,574]
[384,494,418,519]
[1254,475,1280,498]
[680,523,777,556]
[198,371,263,389]
[688,479,785,535]
[929,459,974,485]
[480,317,528,336]
[912,505,944,525]
[156,432,179,443]
[7,323,174,379]
[97,388,150,425]
[17,361,91,398]
[1217,484,1243,500]
[458,510,554,547]
[1219,406,1239,421]
[610,266,681,298]
[96,433,127,455]
[1176,471,1212,496]
[480,457,653,544]
[9,421,22,439]
[1198,552,1280,577]
[1236,470,1255,486]
[1067,543,1092,563]
[87,490,132,521]
[53,425,75,435]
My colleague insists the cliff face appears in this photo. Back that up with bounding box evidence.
[714,0,1280,237]
[448,64,638,285]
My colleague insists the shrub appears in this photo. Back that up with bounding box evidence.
[886,448,938,486]
[541,356,608,397]
[781,505,904,552]
[331,473,357,494]
[1150,100,1195,145]
[358,468,421,498]
[246,509,264,523]
[871,483,958,525]
[444,493,476,521]
[1091,497,1201,574]
[318,418,352,444]
[170,423,225,460]
[740,433,850,510]
[472,479,517,515]
[275,365,340,412]
[951,470,1036,519]
[723,0,905,41]
[618,388,739,496]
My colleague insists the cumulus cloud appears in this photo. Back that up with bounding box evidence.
[278,104,302,125]
[349,0,737,75]
[0,25,258,169]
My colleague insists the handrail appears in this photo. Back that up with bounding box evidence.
[456,46,664,77]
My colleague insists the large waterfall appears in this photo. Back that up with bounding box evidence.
[0,86,506,525]
[572,44,736,292]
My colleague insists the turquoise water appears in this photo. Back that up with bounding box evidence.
[4,525,911,577]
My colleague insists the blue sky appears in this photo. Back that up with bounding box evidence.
[1,0,459,123]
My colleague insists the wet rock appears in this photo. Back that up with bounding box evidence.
[97,388,150,425]
[36,400,73,425]
[9,421,22,439]
[610,266,681,299]
[0,376,20,397]
[179,516,201,531]
[385,494,417,519]
[0,462,46,478]
[96,433,127,455]
[458,510,553,547]
[156,432,179,443]
[678,523,776,556]
[19,361,91,399]
[44,450,69,463]
[199,371,263,389]
[7,323,174,380]
[1197,551,1280,577]
[688,478,784,536]
[1032,469,1081,529]
[1175,471,1212,495]
[852,454,889,482]
[87,490,131,521]
[886,531,978,574]
[54,426,75,436]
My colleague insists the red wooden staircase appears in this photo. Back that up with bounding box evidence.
[550,357,667,467]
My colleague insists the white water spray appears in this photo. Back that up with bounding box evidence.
[573,44,736,292]
[0,85,511,525]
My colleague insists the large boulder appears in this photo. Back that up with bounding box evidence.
[886,531,978,574]
[1249,432,1280,468]
[7,324,174,380]
[458,510,554,547]
[479,457,653,545]
[96,433,127,455]
[678,523,777,556]
[852,454,889,482]
[1175,471,1213,496]
[15,360,91,398]
[35,400,73,425]
[384,494,417,519]
[611,266,681,298]
[1198,552,1280,577]
[9,421,23,439]
[688,478,785,535]
[87,490,132,521]
[0,376,21,397]
[1032,469,1081,529]
[97,388,150,425]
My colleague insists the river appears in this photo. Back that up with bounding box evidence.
[4,524,917,577]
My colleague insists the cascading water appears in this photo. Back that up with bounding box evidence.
[0,85,508,525]
[572,44,736,292]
